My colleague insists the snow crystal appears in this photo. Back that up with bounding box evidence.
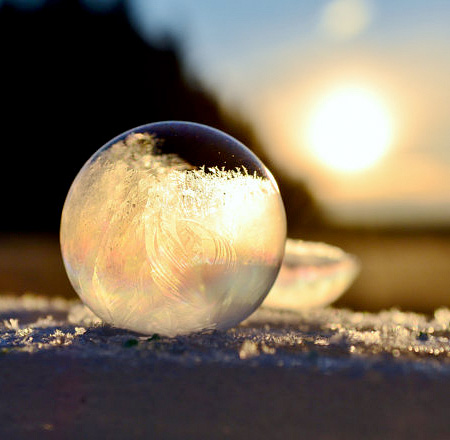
[239,340,259,359]
[2,294,450,376]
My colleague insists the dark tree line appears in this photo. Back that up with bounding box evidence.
[0,0,321,234]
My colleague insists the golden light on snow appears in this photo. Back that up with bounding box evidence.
[305,85,394,173]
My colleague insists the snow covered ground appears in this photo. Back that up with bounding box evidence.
[2,294,450,439]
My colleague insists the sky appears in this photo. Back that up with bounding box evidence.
[8,0,450,227]
[125,0,450,227]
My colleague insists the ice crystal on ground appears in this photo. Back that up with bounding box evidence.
[2,294,450,376]
[239,340,260,359]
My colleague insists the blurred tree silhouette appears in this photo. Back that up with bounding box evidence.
[0,0,321,234]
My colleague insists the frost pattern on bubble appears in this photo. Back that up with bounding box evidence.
[61,127,286,336]
[264,239,359,310]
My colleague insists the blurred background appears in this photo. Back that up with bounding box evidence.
[1,0,450,312]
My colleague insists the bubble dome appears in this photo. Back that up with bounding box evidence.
[61,121,286,336]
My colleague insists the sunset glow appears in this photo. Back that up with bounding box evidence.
[306,86,394,173]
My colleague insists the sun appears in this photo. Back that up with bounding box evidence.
[306,86,394,172]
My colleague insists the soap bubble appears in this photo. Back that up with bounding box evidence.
[61,121,286,336]
[264,239,360,311]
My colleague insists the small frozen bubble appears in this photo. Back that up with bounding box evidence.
[61,121,287,336]
[264,239,360,311]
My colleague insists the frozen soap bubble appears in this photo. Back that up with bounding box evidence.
[264,239,360,311]
[61,121,286,336]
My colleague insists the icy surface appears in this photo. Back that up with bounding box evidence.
[2,294,450,376]
[61,122,286,336]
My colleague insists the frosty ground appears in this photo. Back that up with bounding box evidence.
[1,295,450,439]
